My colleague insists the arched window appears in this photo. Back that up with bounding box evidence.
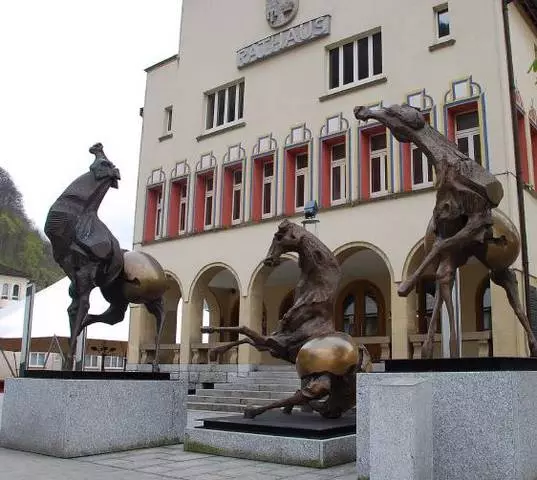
[1,284,8,300]
[476,277,492,331]
[335,280,385,337]
[417,276,437,334]
[12,284,20,300]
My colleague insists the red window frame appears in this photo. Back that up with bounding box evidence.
[320,134,347,208]
[252,154,275,221]
[168,177,188,236]
[401,112,431,192]
[193,169,216,232]
[359,124,387,200]
[284,144,309,215]
[517,110,529,184]
[143,184,163,242]
[221,162,243,227]
[531,122,537,187]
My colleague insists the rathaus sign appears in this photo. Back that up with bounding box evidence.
[237,15,331,68]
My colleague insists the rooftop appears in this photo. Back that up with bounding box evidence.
[0,264,28,279]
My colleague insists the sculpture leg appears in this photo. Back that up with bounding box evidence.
[489,268,537,357]
[145,297,165,373]
[82,301,129,329]
[398,216,489,296]
[245,375,331,419]
[421,289,443,359]
[210,337,259,356]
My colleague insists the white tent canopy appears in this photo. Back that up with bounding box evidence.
[0,277,129,341]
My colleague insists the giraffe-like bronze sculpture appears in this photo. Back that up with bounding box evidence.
[354,104,537,358]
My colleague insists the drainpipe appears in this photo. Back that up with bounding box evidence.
[502,0,532,327]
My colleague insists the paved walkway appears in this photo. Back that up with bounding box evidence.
[0,409,357,480]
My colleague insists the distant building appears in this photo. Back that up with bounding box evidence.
[0,337,128,381]
[129,0,537,369]
[0,264,29,309]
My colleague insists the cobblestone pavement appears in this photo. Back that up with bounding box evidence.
[0,410,358,480]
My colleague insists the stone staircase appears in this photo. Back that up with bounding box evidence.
[187,365,300,413]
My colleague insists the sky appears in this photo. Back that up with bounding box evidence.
[0,0,182,249]
[0,1,182,342]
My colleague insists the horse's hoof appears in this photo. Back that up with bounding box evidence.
[530,342,537,357]
[201,326,214,334]
[422,343,433,359]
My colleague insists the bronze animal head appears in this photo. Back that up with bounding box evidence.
[263,219,305,267]
[354,104,426,143]
[89,143,121,189]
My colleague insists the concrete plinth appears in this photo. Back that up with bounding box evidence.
[185,411,356,468]
[357,371,537,480]
[0,378,186,458]
[369,378,432,480]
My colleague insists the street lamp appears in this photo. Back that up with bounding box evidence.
[302,200,319,236]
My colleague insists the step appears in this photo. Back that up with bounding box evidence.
[254,365,296,372]
[245,371,298,379]
[194,388,295,399]
[227,376,299,385]
[189,395,287,406]
[216,383,299,393]
[188,402,245,413]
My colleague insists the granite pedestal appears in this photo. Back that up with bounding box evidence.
[357,366,537,480]
[0,377,187,458]
[185,410,356,468]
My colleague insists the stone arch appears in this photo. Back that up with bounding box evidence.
[333,242,394,361]
[333,241,394,282]
[401,237,426,282]
[188,262,242,302]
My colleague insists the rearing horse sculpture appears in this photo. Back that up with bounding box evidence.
[45,143,169,370]
[202,219,372,418]
[354,104,537,358]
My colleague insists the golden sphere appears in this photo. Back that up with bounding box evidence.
[296,332,358,378]
[485,210,520,270]
[122,251,168,303]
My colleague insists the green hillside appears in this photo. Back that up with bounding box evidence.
[0,167,63,291]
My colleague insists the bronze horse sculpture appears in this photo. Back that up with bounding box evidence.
[45,143,169,370]
[202,219,372,419]
[354,104,537,358]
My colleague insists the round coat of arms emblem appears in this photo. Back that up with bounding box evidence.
[266,0,299,29]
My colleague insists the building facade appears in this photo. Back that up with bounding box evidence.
[128,0,537,368]
[0,264,29,309]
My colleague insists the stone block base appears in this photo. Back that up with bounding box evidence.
[185,428,355,468]
[0,378,186,458]
[357,371,537,480]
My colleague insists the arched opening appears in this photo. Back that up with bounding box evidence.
[403,242,491,357]
[248,256,300,365]
[187,264,240,364]
[334,244,392,361]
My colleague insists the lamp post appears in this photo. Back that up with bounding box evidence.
[90,344,116,372]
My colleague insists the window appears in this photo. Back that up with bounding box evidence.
[262,161,275,217]
[143,185,164,242]
[331,143,346,204]
[104,356,123,369]
[231,168,243,224]
[29,352,46,367]
[155,190,163,238]
[477,278,492,331]
[205,80,244,130]
[11,284,19,300]
[435,6,450,39]
[164,106,173,134]
[178,183,188,233]
[328,31,382,90]
[295,153,309,210]
[1,283,8,299]
[370,132,388,195]
[412,146,434,188]
[84,355,99,368]
[455,111,481,165]
[204,176,214,228]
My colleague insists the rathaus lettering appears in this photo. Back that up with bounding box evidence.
[237,15,331,68]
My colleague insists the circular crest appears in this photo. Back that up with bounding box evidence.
[266,0,299,29]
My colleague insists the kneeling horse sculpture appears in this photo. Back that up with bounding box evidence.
[45,143,169,371]
[354,104,537,358]
[202,219,372,419]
